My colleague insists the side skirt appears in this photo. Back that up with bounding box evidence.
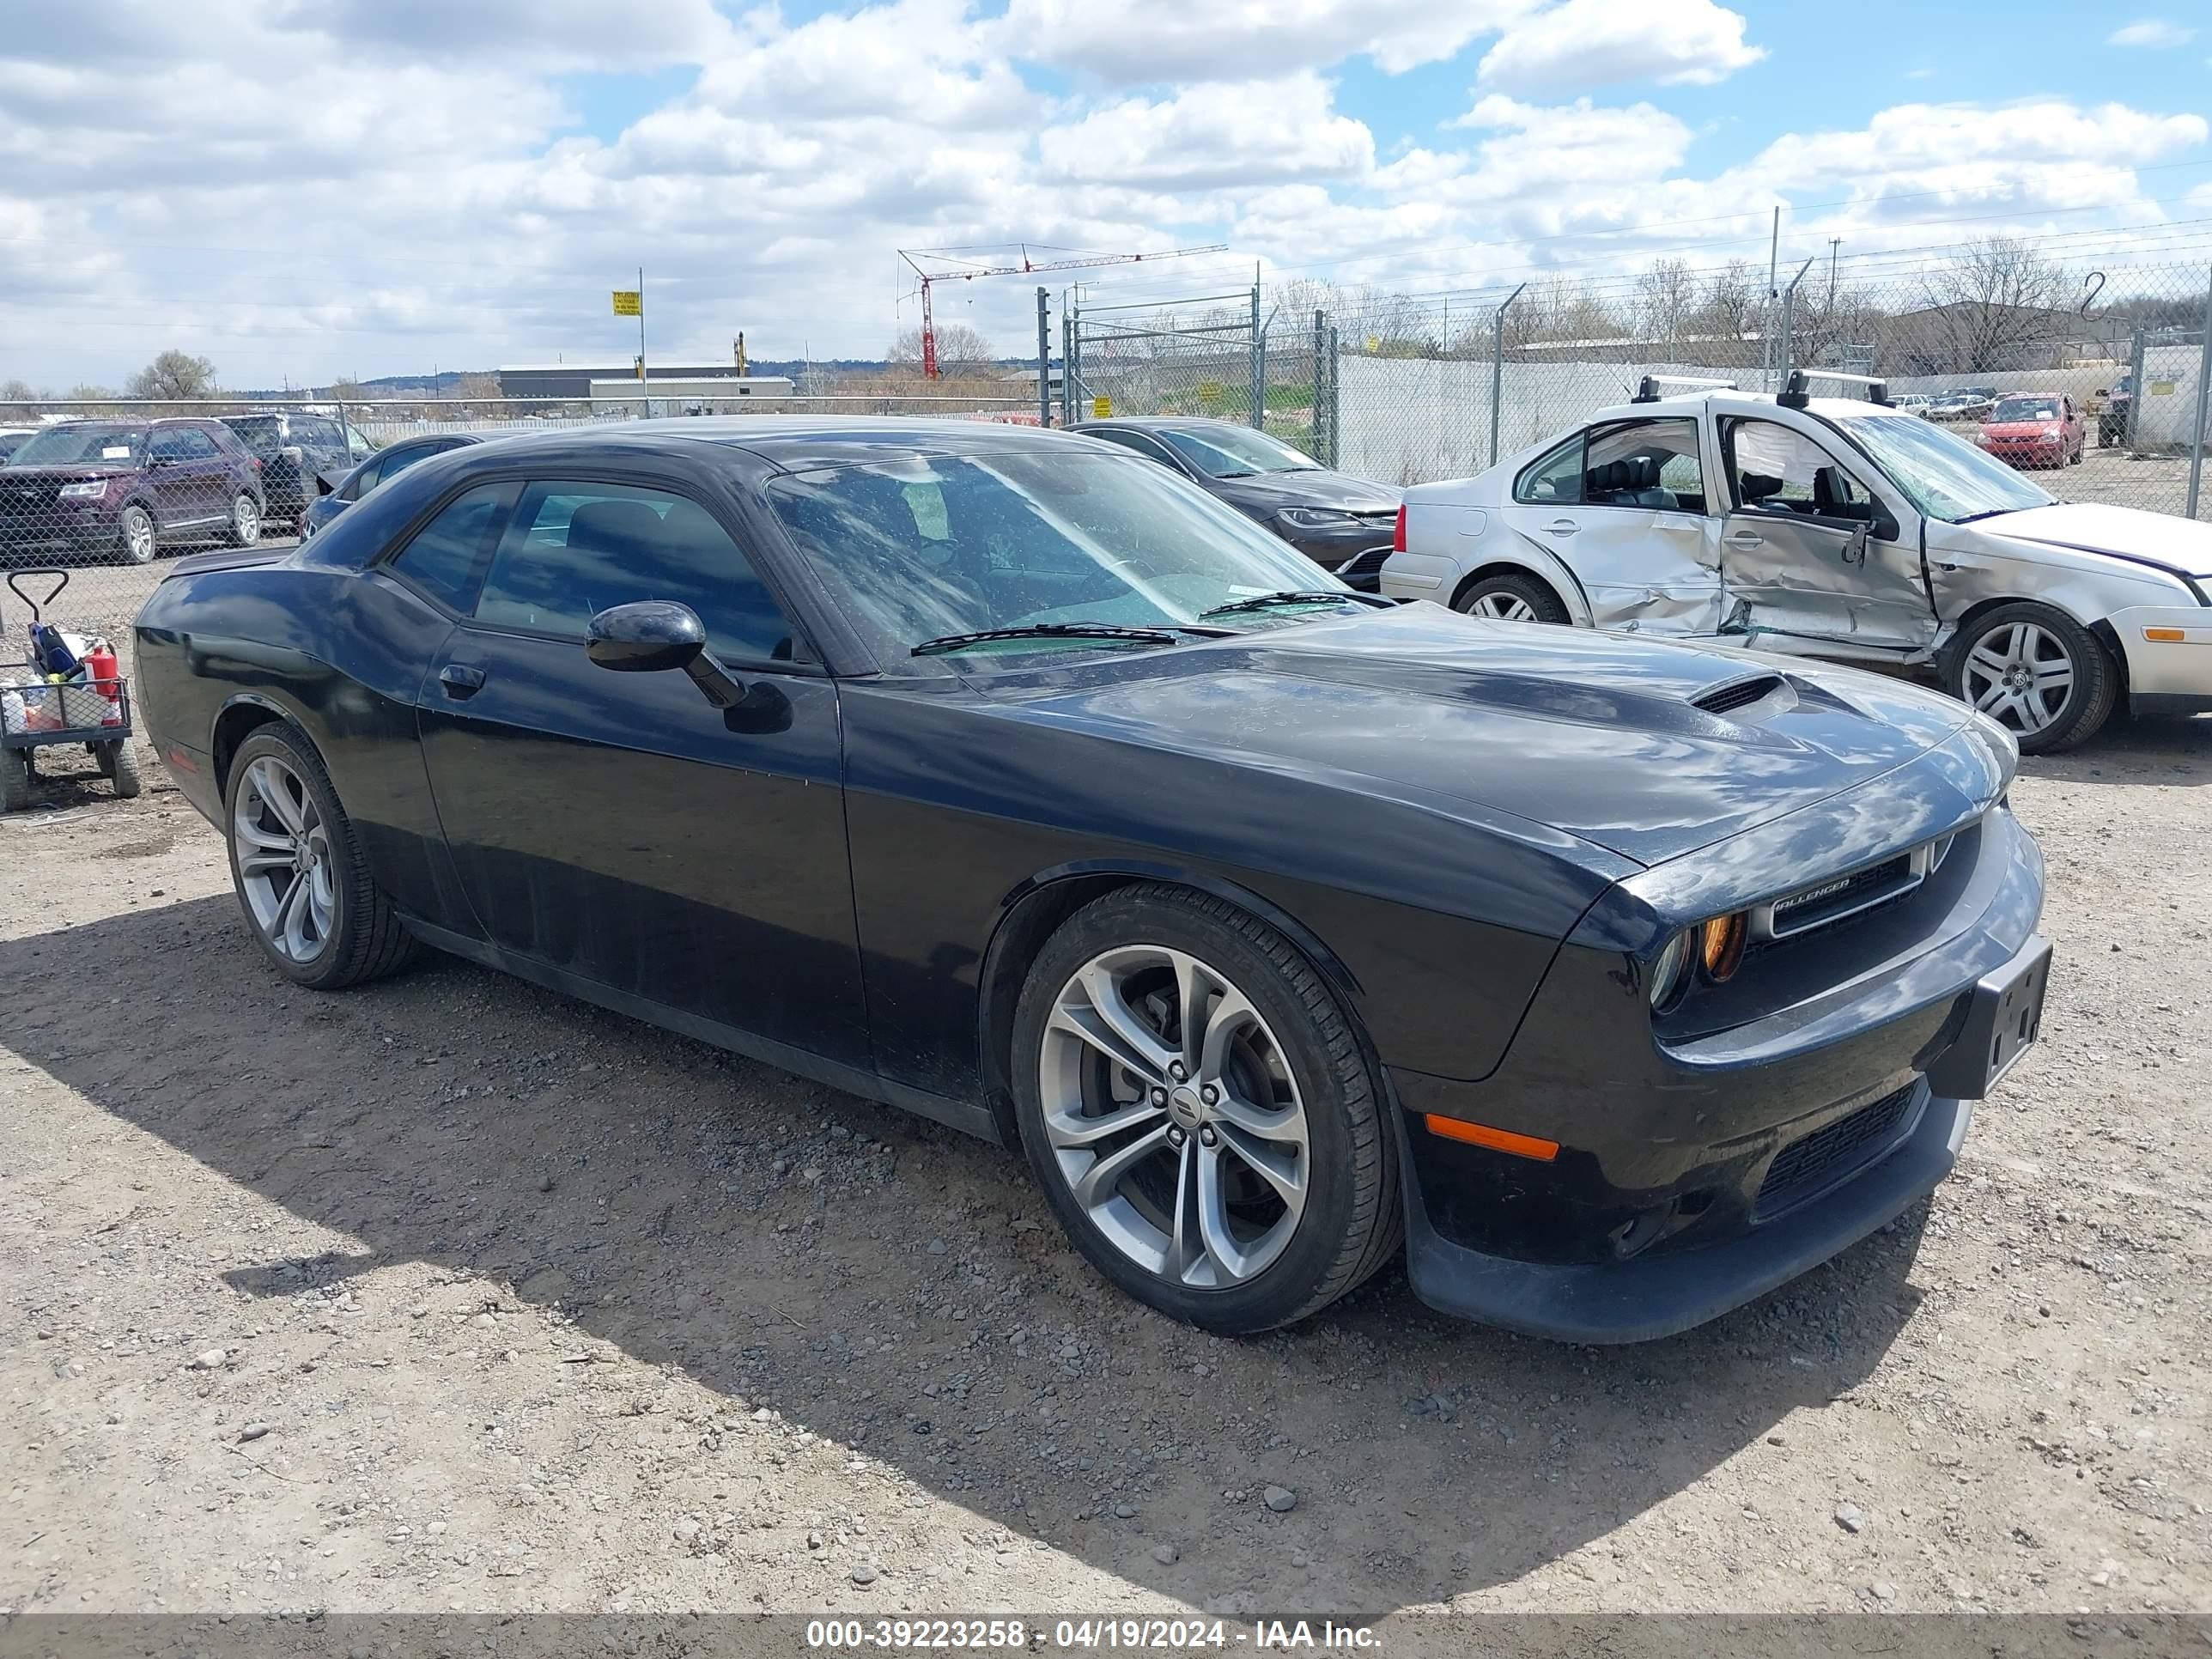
[398,915,1004,1146]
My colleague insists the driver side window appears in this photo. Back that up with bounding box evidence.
[1723,418,1875,523]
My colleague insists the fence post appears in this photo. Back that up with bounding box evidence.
[1249,284,1264,429]
[2125,327,2147,453]
[1327,326,1340,468]
[1036,287,1052,428]
[1062,312,1079,425]
[1777,258,1814,389]
[1490,283,1525,468]
[2187,266,2212,520]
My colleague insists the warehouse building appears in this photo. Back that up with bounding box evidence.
[497,361,757,399]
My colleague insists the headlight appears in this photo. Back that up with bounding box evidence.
[2040,425,2062,438]
[1698,913,1747,981]
[1279,507,1358,529]
[58,480,109,500]
[1647,930,1693,1011]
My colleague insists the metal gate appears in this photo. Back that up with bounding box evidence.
[1063,289,1264,428]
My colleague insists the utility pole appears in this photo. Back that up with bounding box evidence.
[637,265,648,416]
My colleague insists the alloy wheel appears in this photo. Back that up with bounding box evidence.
[121,509,155,564]
[1465,591,1537,622]
[232,755,337,963]
[1961,619,2075,735]
[234,495,261,545]
[1038,944,1310,1288]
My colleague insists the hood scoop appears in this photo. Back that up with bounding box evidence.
[1692,673,1791,719]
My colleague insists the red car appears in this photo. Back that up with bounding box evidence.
[1978,392,2083,469]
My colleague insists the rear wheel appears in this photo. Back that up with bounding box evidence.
[1944,601,2118,754]
[223,725,417,988]
[1453,571,1569,625]
[1012,884,1400,1334]
[106,741,141,799]
[1,751,28,813]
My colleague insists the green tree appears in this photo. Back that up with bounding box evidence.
[126,349,219,401]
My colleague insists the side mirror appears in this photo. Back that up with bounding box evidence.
[586,599,708,674]
[586,600,749,714]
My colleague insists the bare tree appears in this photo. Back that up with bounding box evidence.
[449,372,505,417]
[1638,258,1697,345]
[1689,260,1761,342]
[890,323,997,375]
[126,349,218,401]
[1910,237,2070,373]
[0,377,39,418]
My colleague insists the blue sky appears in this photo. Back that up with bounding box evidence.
[2,0,2208,386]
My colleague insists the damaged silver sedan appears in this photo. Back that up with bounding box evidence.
[1381,372,2212,752]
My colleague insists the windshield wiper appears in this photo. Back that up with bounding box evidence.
[912,623,1189,657]
[1952,508,2025,524]
[1209,469,1258,478]
[1199,590,1394,620]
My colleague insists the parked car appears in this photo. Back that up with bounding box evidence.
[1888,393,1936,417]
[136,417,2049,1343]
[1978,392,2082,469]
[218,410,374,530]
[299,431,483,539]
[0,428,38,462]
[1929,389,1996,422]
[1069,417,1401,588]
[0,417,264,565]
[1378,373,2212,752]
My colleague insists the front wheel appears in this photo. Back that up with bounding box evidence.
[1944,601,2118,755]
[116,505,157,566]
[101,741,141,798]
[227,493,262,547]
[1453,571,1570,624]
[1012,884,1400,1334]
[223,724,418,988]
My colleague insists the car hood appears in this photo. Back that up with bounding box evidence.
[1207,470,1401,514]
[1978,501,2212,582]
[1982,420,2062,437]
[977,604,1984,866]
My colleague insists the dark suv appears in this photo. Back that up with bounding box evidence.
[0,418,265,565]
[219,410,370,529]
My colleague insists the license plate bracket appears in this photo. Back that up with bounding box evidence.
[1927,935,2051,1100]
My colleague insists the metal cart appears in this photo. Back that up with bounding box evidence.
[2,568,140,811]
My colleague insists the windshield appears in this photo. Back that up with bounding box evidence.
[1156,425,1320,477]
[1836,413,2054,523]
[1991,398,2062,422]
[767,451,1347,665]
[7,423,147,465]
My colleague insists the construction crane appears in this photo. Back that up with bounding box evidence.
[897,242,1230,378]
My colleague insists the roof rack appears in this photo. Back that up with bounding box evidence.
[1778,368,1891,410]
[1632,374,1738,404]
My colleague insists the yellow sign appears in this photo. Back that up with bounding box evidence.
[611,289,641,317]
[1092,396,1112,419]
[2149,379,2178,397]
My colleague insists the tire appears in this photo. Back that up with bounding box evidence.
[222,723,418,989]
[107,741,141,799]
[1453,571,1570,625]
[116,504,157,566]
[226,492,262,548]
[1943,601,2118,755]
[1,751,28,813]
[1011,883,1401,1334]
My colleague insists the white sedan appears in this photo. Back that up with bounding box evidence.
[1380,375,2212,752]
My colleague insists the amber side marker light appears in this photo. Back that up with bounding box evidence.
[1699,911,1747,981]
[2143,627,2186,642]
[1424,1115,1559,1161]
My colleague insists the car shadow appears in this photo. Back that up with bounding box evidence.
[2021,711,2212,786]
[1,894,1930,1614]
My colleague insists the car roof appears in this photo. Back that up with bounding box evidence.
[1076,416,1245,432]
[1577,389,1902,426]
[441,415,1104,472]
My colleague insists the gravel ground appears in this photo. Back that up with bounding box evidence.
[1,705,2207,1626]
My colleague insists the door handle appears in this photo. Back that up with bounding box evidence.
[438,664,486,699]
[1543,519,1579,535]
[1726,531,1765,549]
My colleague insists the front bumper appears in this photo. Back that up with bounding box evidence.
[1269,518,1396,576]
[1392,776,2045,1342]
[0,519,119,559]
[2108,604,2212,715]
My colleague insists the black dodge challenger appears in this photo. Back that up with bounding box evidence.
[134,419,2051,1343]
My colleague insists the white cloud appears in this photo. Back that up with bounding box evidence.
[2107,18,2197,47]
[997,0,1535,82]
[1477,0,1764,92]
[1038,75,1374,190]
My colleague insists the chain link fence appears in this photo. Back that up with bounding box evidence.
[1060,256,2212,530]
